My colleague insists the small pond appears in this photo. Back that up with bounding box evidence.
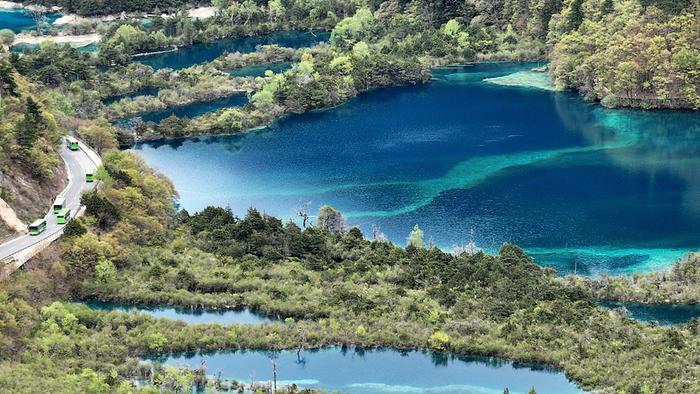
[600,301,700,325]
[83,301,278,325]
[154,347,583,394]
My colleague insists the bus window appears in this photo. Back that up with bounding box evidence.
[53,197,66,214]
[29,219,47,235]
[56,209,71,224]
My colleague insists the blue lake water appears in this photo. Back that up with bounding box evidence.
[82,301,276,325]
[600,302,700,325]
[136,31,329,71]
[157,347,582,394]
[124,93,248,124]
[133,62,700,275]
[229,62,293,77]
[0,8,59,32]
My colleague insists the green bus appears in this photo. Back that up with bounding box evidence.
[66,136,79,151]
[85,171,94,182]
[29,219,47,236]
[56,209,71,225]
[53,196,66,213]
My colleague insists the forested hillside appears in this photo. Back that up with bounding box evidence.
[549,0,699,108]
[0,57,66,241]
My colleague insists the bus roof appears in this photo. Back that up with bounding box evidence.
[66,136,79,143]
[30,219,46,227]
[53,196,66,205]
[56,209,71,216]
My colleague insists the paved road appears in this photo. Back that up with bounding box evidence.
[0,142,99,261]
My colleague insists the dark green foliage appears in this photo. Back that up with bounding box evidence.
[568,0,584,30]
[18,43,94,87]
[602,0,614,14]
[27,0,209,16]
[15,97,43,150]
[0,61,18,98]
[63,218,88,238]
[638,0,691,13]
[81,190,121,230]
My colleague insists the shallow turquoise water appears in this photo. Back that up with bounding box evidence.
[600,302,700,325]
[0,8,59,32]
[136,31,329,71]
[83,301,276,325]
[133,62,700,275]
[156,347,582,394]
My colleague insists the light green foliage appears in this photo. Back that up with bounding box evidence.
[331,8,377,50]
[352,41,370,58]
[407,225,424,248]
[443,19,461,37]
[0,29,14,45]
[154,365,195,392]
[355,325,366,336]
[94,260,117,283]
[550,0,699,109]
[428,331,450,350]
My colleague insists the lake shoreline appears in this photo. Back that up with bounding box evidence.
[127,60,549,144]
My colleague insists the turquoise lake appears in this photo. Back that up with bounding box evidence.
[600,302,700,325]
[0,8,59,32]
[133,62,700,276]
[136,31,329,71]
[83,301,276,325]
[157,347,581,394]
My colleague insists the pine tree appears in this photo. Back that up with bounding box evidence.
[568,0,584,30]
[15,97,43,149]
[602,0,614,14]
[0,61,17,100]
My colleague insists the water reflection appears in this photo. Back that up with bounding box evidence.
[154,347,582,394]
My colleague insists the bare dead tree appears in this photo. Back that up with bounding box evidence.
[295,201,310,228]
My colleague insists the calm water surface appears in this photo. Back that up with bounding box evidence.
[229,62,293,77]
[133,63,700,275]
[0,8,59,32]
[124,93,248,124]
[83,301,276,325]
[137,31,329,71]
[601,302,700,325]
[157,347,582,394]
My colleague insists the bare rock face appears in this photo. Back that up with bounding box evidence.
[0,160,67,243]
[0,197,26,233]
